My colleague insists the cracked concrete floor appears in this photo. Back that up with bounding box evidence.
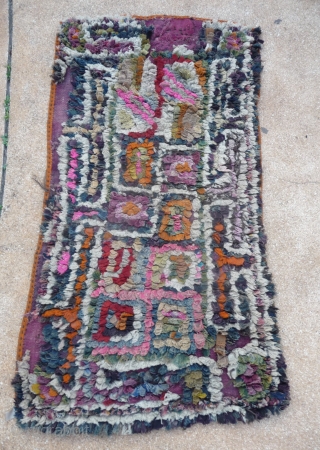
[0,1,320,449]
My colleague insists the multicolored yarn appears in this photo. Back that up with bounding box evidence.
[12,16,289,435]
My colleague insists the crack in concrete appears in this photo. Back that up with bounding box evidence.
[0,0,13,217]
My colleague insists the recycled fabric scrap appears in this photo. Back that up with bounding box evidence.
[12,15,290,435]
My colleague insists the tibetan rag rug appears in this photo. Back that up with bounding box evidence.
[13,16,290,435]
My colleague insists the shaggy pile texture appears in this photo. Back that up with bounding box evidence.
[13,16,289,435]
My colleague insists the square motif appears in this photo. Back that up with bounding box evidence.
[123,140,154,187]
[150,290,205,354]
[154,301,191,352]
[159,198,193,241]
[106,191,158,237]
[145,243,202,291]
[91,236,150,294]
[89,293,153,357]
[92,301,134,343]
[162,151,201,186]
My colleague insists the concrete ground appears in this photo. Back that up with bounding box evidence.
[0,0,319,449]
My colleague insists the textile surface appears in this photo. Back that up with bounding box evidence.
[13,16,289,435]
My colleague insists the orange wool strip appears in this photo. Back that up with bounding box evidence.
[213,224,245,318]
